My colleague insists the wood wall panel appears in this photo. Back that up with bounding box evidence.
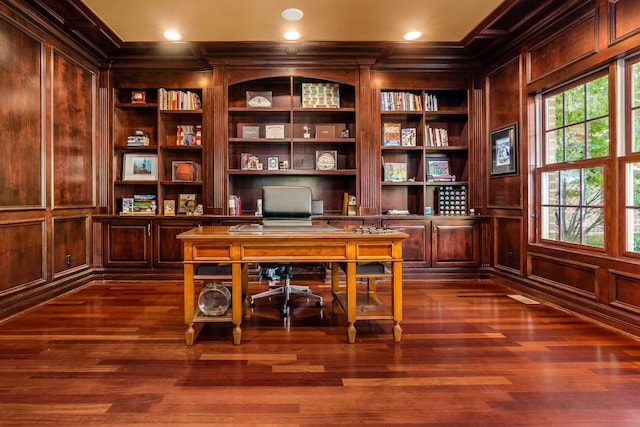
[0,221,45,291]
[494,216,521,273]
[53,216,88,276]
[610,0,640,43]
[52,50,95,208]
[487,60,521,208]
[528,12,598,82]
[0,17,43,208]
[529,253,599,298]
[609,270,640,314]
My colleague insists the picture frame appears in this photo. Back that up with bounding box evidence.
[383,162,407,182]
[267,156,279,170]
[241,125,260,139]
[163,199,176,216]
[246,91,272,108]
[178,193,197,214]
[490,122,518,176]
[122,153,158,181]
[265,124,285,139]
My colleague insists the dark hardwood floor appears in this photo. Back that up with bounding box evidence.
[1,277,640,426]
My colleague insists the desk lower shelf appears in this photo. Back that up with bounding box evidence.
[332,291,394,320]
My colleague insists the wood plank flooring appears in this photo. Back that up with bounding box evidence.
[1,278,640,426]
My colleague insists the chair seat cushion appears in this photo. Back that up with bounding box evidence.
[337,262,386,275]
[196,263,232,276]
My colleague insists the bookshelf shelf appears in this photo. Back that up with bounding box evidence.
[227,75,357,215]
[379,88,470,216]
[112,87,205,216]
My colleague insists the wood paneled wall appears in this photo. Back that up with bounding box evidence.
[484,0,640,337]
[0,2,98,318]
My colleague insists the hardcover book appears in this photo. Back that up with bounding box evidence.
[401,128,416,146]
[383,123,401,146]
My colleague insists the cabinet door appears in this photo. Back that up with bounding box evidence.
[431,220,480,267]
[154,220,203,267]
[382,220,428,265]
[103,220,152,267]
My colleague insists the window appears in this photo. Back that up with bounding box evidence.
[539,74,609,248]
[626,162,640,253]
[633,62,640,153]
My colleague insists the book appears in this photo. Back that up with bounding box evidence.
[228,194,241,216]
[383,123,401,146]
[383,162,407,182]
[176,125,201,146]
[401,128,416,146]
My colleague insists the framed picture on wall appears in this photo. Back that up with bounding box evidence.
[490,122,518,176]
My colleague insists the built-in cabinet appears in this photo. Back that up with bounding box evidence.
[379,89,469,216]
[113,88,205,215]
[102,218,207,269]
[102,69,484,272]
[226,76,357,214]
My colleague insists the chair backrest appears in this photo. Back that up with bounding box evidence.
[262,185,312,226]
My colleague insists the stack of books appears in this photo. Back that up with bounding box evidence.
[127,130,149,146]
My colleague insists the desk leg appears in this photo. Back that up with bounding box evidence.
[184,263,195,346]
[392,260,403,343]
[346,261,357,343]
[232,263,243,345]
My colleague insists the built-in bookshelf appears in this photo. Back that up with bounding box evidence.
[226,76,357,215]
[113,87,204,216]
[380,89,469,216]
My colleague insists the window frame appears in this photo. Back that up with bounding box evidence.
[535,69,612,252]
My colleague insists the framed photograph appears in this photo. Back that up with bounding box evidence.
[122,153,158,181]
[316,150,337,170]
[267,156,279,170]
[241,125,260,139]
[383,162,407,182]
[246,91,272,108]
[178,193,197,214]
[163,199,176,216]
[490,122,518,176]
[265,124,285,139]
[426,155,455,181]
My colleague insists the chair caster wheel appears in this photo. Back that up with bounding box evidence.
[249,300,256,307]
[316,300,323,308]
[281,307,289,316]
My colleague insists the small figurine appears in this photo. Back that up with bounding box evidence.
[303,126,311,138]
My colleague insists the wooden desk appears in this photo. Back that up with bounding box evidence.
[177,225,408,345]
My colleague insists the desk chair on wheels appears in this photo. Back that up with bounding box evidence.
[249,185,324,315]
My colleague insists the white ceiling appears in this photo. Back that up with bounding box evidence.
[80,0,505,43]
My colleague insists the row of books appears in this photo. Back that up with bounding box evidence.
[159,89,202,111]
[425,125,449,147]
[380,91,439,111]
[177,125,202,146]
[228,195,242,216]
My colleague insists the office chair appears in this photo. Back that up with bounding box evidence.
[249,185,324,315]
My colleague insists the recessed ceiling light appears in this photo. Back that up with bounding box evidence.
[403,31,422,41]
[284,30,301,41]
[281,8,304,21]
[164,29,182,41]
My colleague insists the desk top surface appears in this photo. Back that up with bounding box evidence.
[177,225,408,241]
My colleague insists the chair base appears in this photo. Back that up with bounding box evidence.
[250,266,323,315]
